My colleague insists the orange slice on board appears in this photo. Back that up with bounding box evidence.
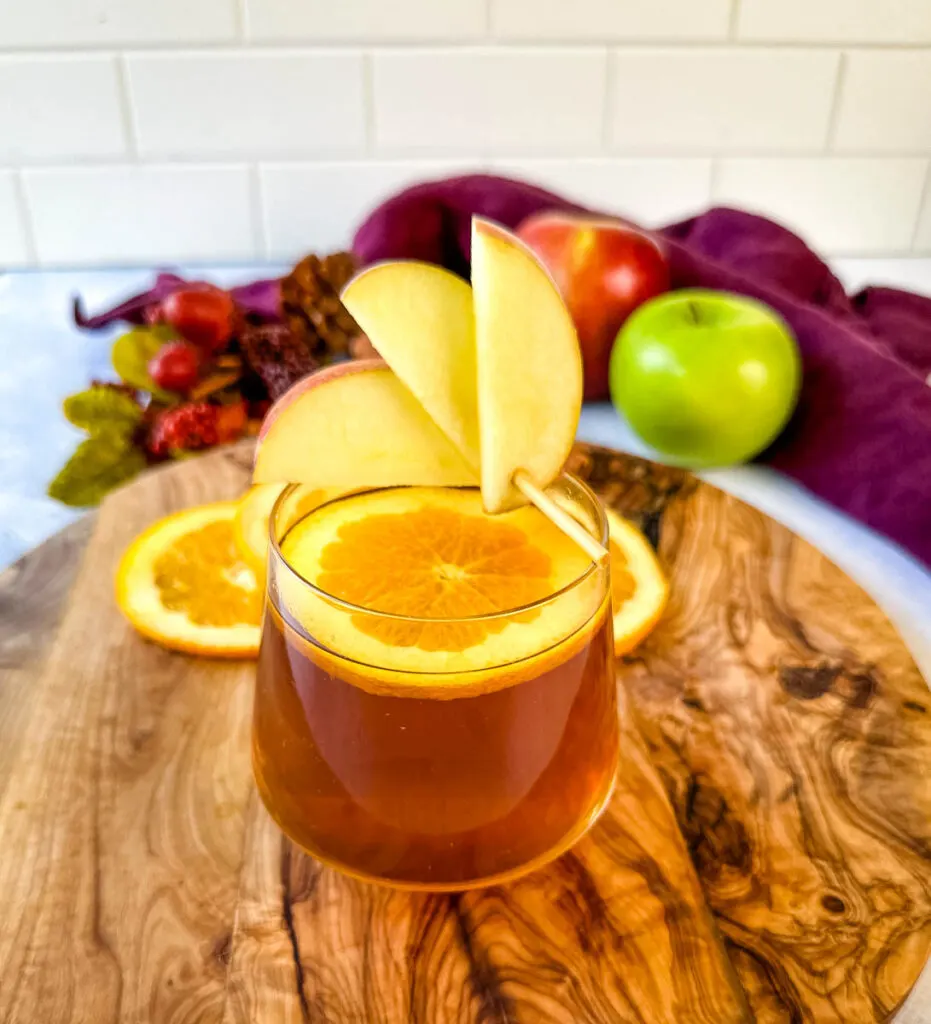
[277,486,605,696]
[604,507,668,655]
[116,501,262,657]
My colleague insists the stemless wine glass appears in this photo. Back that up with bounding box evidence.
[252,474,618,891]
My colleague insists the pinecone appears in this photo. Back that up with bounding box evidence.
[239,322,319,400]
[348,333,379,361]
[281,252,359,362]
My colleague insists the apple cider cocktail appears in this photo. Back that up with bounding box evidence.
[254,481,618,889]
[251,217,621,889]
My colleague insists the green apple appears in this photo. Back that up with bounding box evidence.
[609,289,801,467]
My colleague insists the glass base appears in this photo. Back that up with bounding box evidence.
[256,761,618,893]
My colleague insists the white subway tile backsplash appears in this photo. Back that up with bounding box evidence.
[609,48,840,153]
[834,51,931,154]
[22,166,255,265]
[492,0,731,41]
[0,8,929,267]
[372,48,606,154]
[247,0,485,41]
[0,0,237,48]
[261,161,475,259]
[0,56,125,162]
[714,158,929,254]
[0,173,30,267]
[491,159,712,224]
[737,0,931,45]
[126,52,366,159]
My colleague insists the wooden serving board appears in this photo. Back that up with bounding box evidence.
[1,442,929,1024]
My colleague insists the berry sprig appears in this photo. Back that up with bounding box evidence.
[53,256,364,508]
[52,283,255,507]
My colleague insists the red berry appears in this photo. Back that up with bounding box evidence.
[158,286,235,353]
[148,341,201,393]
[147,402,219,457]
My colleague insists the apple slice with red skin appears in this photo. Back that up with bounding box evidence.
[471,217,583,514]
[253,359,477,489]
[517,212,669,400]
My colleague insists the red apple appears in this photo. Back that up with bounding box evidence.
[517,212,670,399]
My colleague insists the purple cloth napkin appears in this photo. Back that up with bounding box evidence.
[354,174,931,568]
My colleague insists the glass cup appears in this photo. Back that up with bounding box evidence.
[252,474,619,890]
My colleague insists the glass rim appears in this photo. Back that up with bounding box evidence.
[267,472,609,626]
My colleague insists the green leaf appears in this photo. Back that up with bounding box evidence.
[63,387,142,438]
[111,326,178,403]
[47,435,146,508]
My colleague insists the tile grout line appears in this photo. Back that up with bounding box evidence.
[11,170,38,265]
[235,0,249,43]
[601,49,615,152]
[249,163,267,259]
[708,157,723,203]
[727,0,742,40]
[362,52,376,156]
[909,161,931,251]
[4,149,931,172]
[824,51,848,152]
[1,40,929,53]
[114,53,139,159]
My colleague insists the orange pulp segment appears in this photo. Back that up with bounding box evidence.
[604,507,668,655]
[116,501,262,657]
[278,487,605,696]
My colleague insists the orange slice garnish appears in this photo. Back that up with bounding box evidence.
[116,502,262,657]
[233,483,359,577]
[604,507,668,655]
[233,483,286,575]
[278,487,605,695]
[317,503,555,652]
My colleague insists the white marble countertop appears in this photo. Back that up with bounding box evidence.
[1,260,929,679]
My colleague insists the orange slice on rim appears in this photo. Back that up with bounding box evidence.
[116,501,262,657]
[278,486,605,695]
[233,483,286,575]
[233,483,359,576]
[604,507,668,655]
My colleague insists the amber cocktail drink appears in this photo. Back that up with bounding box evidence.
[252,476,618,890]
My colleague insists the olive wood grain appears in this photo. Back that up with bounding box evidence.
[0,442,927,1023]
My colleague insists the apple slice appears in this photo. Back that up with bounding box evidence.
[471,218,583,513]
[342,262,479,468]
[254,359,477,489]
